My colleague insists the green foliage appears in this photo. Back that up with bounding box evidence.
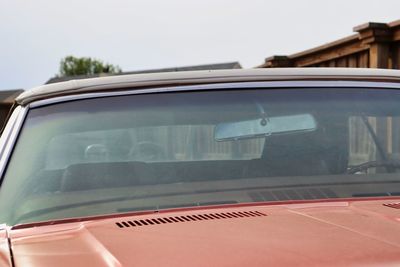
[59,56,122,77]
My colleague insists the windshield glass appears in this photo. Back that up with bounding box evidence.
[1,87,400,225]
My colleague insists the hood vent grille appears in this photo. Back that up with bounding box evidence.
[115,210,266,228]
[383,202,400,209]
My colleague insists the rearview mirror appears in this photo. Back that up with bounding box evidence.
[214,114,317,141]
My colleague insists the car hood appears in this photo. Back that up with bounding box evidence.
[6,199,400,267]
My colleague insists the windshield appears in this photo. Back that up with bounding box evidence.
[1,87,400,225]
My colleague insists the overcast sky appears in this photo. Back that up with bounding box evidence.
[1,0,399,89]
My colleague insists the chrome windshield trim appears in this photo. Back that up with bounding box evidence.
[0,106,28,183]
[28,80,400,108]
[0,107,21,157]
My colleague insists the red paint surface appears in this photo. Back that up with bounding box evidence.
[7,199,400,267]
[0,226,12,267]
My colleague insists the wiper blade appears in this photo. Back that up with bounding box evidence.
[117,200,238,213]
[15,179,400,224]
[15,192,240,223]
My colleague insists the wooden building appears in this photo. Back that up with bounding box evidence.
[259,20,400,70]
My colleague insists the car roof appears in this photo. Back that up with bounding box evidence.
[16,68,400,105]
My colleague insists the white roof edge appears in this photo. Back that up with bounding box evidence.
[17,68,400,105]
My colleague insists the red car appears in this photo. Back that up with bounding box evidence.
[1,68,400,266]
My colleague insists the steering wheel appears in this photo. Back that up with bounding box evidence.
[131,141,166,161]
[347,160,400,174]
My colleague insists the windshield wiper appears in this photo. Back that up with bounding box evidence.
[14,178,400,224]
[117,200,238,213]
[15,196,239,224]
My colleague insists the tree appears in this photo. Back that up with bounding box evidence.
[58,56,122,77]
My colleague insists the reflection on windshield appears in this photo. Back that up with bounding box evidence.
[1,88,400,225]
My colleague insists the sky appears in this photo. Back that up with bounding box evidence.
[1,0,399,89]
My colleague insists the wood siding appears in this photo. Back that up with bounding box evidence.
[259,20,400,70]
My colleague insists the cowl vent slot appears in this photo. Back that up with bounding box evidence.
[115,211,266,228]
[383,202,400,209]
